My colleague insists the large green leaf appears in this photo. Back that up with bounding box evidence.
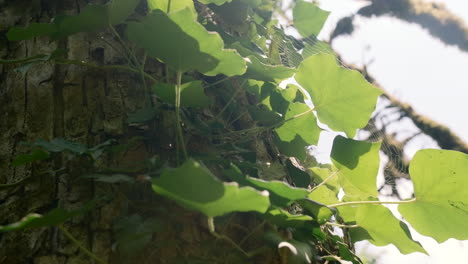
[11,149,50,167]
[7,0,138,40]
[108,0,140,24]
[147,0,196,16]
[126,9,217,73]
[6,23,57,41]
[275,102,321,145]
[309,166,340,192]
[153,81,212,107]
[127,8,246,76]
[244,55,295,82]
[264,207,317,229]
[246,177,309,206]
[286,158,310,188]
[354,205,427,255]
[152,159,270,217]
[0,202,95,232]
[293,0,330,38]
[299,198,335,224]
[399,149,468,242]
[295,54,382,137]
[331,136,380,200]
[275,135,308,161]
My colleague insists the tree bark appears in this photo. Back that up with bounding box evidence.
[331,0,468,52]
[0,1,286,263]
[0,1,148,263]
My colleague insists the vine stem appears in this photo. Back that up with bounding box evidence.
[167,0,172,13]
[310,170,339,193]
[207,217,250,258]
[175,71,188,161]
[212,107,315,138]
[214,79,247,121]
[328,198,417,208]
[325,222,359,228]
[54,59,157,83]
[58,225,108,264]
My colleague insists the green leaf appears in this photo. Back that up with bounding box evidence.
[293,0,330,38]
[354,205,427,255]
[126,8,246,76]
[308,185,339,206]
[248,106,283,126]
[286,158,310,188]
[295,54,382,137]
[6,23,57,41]
[244,55,295,82]
[264,207,317,229]
[198,0,233,5]
[246,177,309,207]
[275,135,308,161]
[309,166,340,192]
[52,5,109,38]
[298,198,335,224]
[108,0,140,24]
[153,81,212,107]
[275,102,321,146]
[399,149,468,242]
[0,202,95,232]
[331,136,380,200]
[11,149,50,167]
[7,0,138,40]
[147,0,197,17]
[152,159,270,217]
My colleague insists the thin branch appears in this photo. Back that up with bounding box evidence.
[58,225,108,264]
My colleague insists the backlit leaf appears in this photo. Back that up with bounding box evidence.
[127,8,246,76]
[264,207,317,229]
[295,54,382,137]
[331,136,380,200]
[0,202,95,232]
[293,0,330,38]
[246,177,309,206]
[152,159,270,217]
[244,55,295,82]
[354,205,427,255]
[275,102,321,146]
[399,149,468,242]
[147,0,196,16]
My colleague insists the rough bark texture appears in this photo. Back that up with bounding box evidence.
[0,1,285,263]
[0,1,145,263]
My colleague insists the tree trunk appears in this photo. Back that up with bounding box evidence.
[1,1,151,263]
[0,1,282,263]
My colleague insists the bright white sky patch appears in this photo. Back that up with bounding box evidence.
[316,0,468,263]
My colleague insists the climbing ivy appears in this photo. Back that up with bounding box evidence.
[1,0,468,263]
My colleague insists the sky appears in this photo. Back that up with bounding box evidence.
[315,0,468,263]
